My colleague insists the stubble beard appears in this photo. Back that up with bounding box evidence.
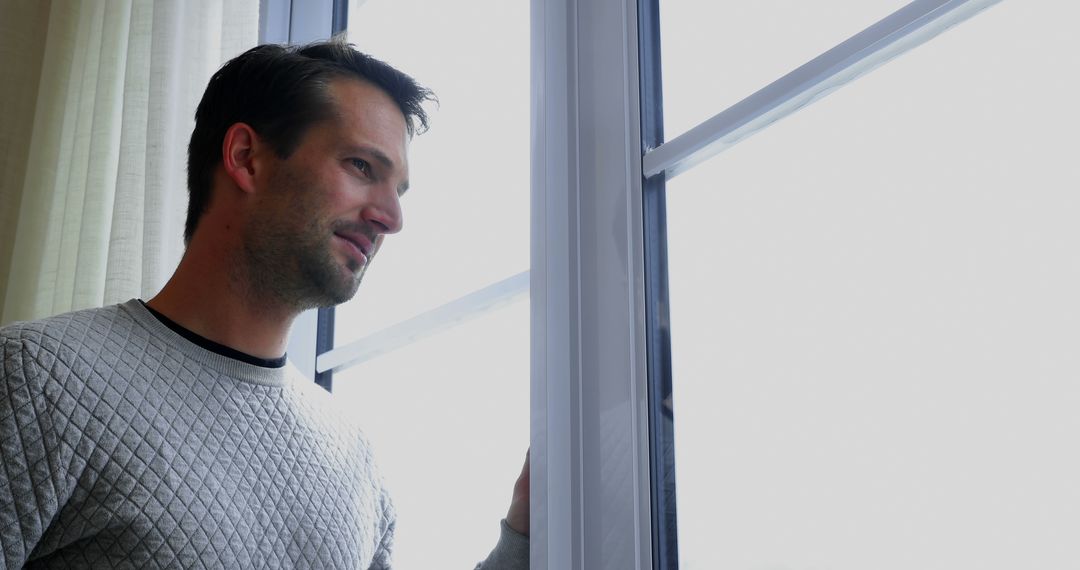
[240,221,364,312]
[239,170,366,312]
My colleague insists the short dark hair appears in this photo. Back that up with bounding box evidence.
[185,39,435,244]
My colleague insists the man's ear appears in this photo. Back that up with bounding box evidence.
[221,123,266,194]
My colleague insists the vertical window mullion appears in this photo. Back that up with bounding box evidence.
[532,0,654,567]
[639,4,677,568]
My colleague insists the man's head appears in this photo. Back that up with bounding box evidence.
[185,40,434,309]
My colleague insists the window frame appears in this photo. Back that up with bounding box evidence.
[636,1,1005,569]
[638,0,679,567]
[529,0,655,567]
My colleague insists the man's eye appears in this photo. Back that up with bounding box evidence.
[350,158,370,174]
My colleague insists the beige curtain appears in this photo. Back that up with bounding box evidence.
[0,0,258,326]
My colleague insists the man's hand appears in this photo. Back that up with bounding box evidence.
[505,450,530,536]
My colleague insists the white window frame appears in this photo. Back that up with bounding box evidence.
[530,0,654,567]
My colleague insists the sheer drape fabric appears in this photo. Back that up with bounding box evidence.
[0,0,258,326]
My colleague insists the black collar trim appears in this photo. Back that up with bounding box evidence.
[139,300,287,369]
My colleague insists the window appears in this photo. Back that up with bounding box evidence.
[284,0,1079,568]
[653,0,1080,568]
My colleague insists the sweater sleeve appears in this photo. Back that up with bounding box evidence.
[474,519,529,570]
[0,335,66,567]
[368,506,395,569]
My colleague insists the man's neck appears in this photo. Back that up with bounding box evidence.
[147,250,296,361]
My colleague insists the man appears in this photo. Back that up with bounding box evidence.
[0,41,528,568]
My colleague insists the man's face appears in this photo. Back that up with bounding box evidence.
[243,78,410,310]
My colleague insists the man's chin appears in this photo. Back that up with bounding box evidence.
[318,276,362,307]
[295,261,364,309]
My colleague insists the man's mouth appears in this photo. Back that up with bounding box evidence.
[334,232,371,266]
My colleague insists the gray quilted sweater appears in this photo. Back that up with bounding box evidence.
[0,300,527,569]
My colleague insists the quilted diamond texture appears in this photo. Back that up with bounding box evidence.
[2,302,394,569]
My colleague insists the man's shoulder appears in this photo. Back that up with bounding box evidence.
[1,300,135,349]
[1,302,140,375]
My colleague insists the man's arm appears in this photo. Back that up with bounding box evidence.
[474,451,530,570]
[369,510,395,569]
[1,335,65,567]
[504,450,529,537]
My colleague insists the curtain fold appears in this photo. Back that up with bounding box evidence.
[0,0,259,326]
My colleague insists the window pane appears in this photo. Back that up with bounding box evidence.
[665,2,1079,569]
[660,0,907,140]
[338,1,529,344]
[332,300,529,569]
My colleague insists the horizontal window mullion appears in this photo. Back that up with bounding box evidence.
[316,271,529,374]
[643,0,1002,180]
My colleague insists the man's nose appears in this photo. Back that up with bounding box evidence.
[361,184,403,234]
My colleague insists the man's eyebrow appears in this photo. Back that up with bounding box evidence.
[347,144,397,170]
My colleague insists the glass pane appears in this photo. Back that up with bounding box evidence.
[338,1,529,344]
[665,2,1079,569]
[332,300,529,569]
[660,0,907,140]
